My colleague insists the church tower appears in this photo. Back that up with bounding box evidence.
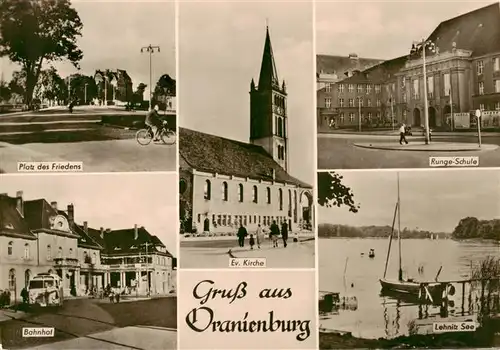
[250,26,288,171]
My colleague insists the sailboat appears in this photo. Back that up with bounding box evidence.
[379,173,446,302]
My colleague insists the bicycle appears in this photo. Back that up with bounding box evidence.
[136,120,176,145]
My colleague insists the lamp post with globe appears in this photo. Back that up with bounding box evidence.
[410,39,437,145]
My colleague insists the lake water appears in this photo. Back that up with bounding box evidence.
[319,238,500,339]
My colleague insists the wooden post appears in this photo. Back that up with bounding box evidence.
[461,282,466,315]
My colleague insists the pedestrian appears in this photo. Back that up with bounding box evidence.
[249,234,255,250]
[270,220,280,248]
[399,123,408,145]
[281,221,289,248]
[255,224,264,249]
[237,223,247,247]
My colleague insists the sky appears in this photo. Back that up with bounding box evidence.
[318,169,500,233]
[316,0,496,59]
[0,0,175,97]
[179,1,314,185]
[2,173,178,256]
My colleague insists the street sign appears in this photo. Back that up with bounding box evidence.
[475,109,481,118]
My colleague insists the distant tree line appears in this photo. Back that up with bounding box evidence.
[452,217,500,241]
[318,223,449,239]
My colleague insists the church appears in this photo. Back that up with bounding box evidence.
[179,27,314,236]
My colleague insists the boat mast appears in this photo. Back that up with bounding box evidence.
[397,173,403,281]
[383,201,399,279]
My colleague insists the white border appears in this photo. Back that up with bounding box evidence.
[175,0,181,349]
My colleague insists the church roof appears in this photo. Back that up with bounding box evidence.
[427,2,500,57]
[258,27,280,89]
[179,127,311,189]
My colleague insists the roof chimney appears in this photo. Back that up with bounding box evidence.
[100,227,104,239]
[105,228,111,234]
[134,224,138,240]
[83,221,88,233]
[67,204,74,228]
[348,53,359,60]
[16,191,24,217]
[50,201,58,211]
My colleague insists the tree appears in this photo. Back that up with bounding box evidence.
[152,74,175,109]
[0,81,11,102]
[0,0,83,107]
[317,172,360,213]
[34,66,67,105]
[68,74,97,104]
[132,83,147,104]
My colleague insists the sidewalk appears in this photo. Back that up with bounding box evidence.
[181,239,315,268]
[0,308,27,322]
[353,141,498,152]
[319,130,500,137]
[22,326,177,350]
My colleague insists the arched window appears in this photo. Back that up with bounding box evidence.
[222,182,228,201]
[266,187,271,204]
[238,184,244,202]
[7,241,13,256]
[93,252,97,264]
[204,180,211,200]
[24,243,29,260]
[8,269,15,290]
[47,245,52,260]
[58,246,63,259]
[69,248,73,257]
[278,118,283,137]
[279,189,283,211]
[25,269,31,287]
[252,185,258,203]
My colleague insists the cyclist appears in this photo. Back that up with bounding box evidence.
[145,104,162,141]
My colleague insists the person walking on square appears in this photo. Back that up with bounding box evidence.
[270,220,280,248]
[399,123,408,145]
[281,221,289,248]
[249,234,255,250]
[255,224,264,249]
[237,223,247,247]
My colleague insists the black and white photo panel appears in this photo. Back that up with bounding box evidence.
[178,0,315,269]
[317,1,500,170]
[317,168,500,349]
[0,173,177,349]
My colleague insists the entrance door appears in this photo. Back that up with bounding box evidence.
[203,218,210,232]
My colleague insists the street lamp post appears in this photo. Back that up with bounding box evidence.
[358,97,362,132]
[84,83,88,105]
[411,39,436,144]
[141,45,161,110]
[475,109,482,148]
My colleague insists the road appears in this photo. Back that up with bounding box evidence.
[318,133,500,169]
[180,237,315,269]
[0,297,177,349]
[0,138,176,173]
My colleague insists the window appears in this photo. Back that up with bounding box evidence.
[477,60,484,75]
[479,82,485,95]
[349,113,355,122]
[278,189,283,211]
[8,269,15,290]
[252,185,258,203]
[325,84,331,92]
[277,118,283,137]
[403,110,407,120]
[338,84,344,93]
[375,84,381,93]
[7,241,13,256]
[339,98,344,107]
[92,252,97,264]
[480,103,485,111]
[367,99,371,107]
[376,111,381,119]
[47,245,52,260]
[222,182,228,201]
[495,80,500,93]
[495,102,500,110]
[357,84,363,93]
[69,248,73,257]
[58,246,62,259]
[367,112,372,121]
[238,184,243,202]
[325,98,331,108]
[23,243,29,260]
[357,97,363,107]
[413,79,419,99]
[443,73,451,96]
[348,84,354,93]
[266,187,271,204]
[348,99,354,107]
[366,84,372,94]
[376,99,381,107]
[427,76,434,97]
[495,57,500,71]
[403,93,407,103]
[204,180,211,200]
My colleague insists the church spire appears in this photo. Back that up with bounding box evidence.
[258,26,279,89]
